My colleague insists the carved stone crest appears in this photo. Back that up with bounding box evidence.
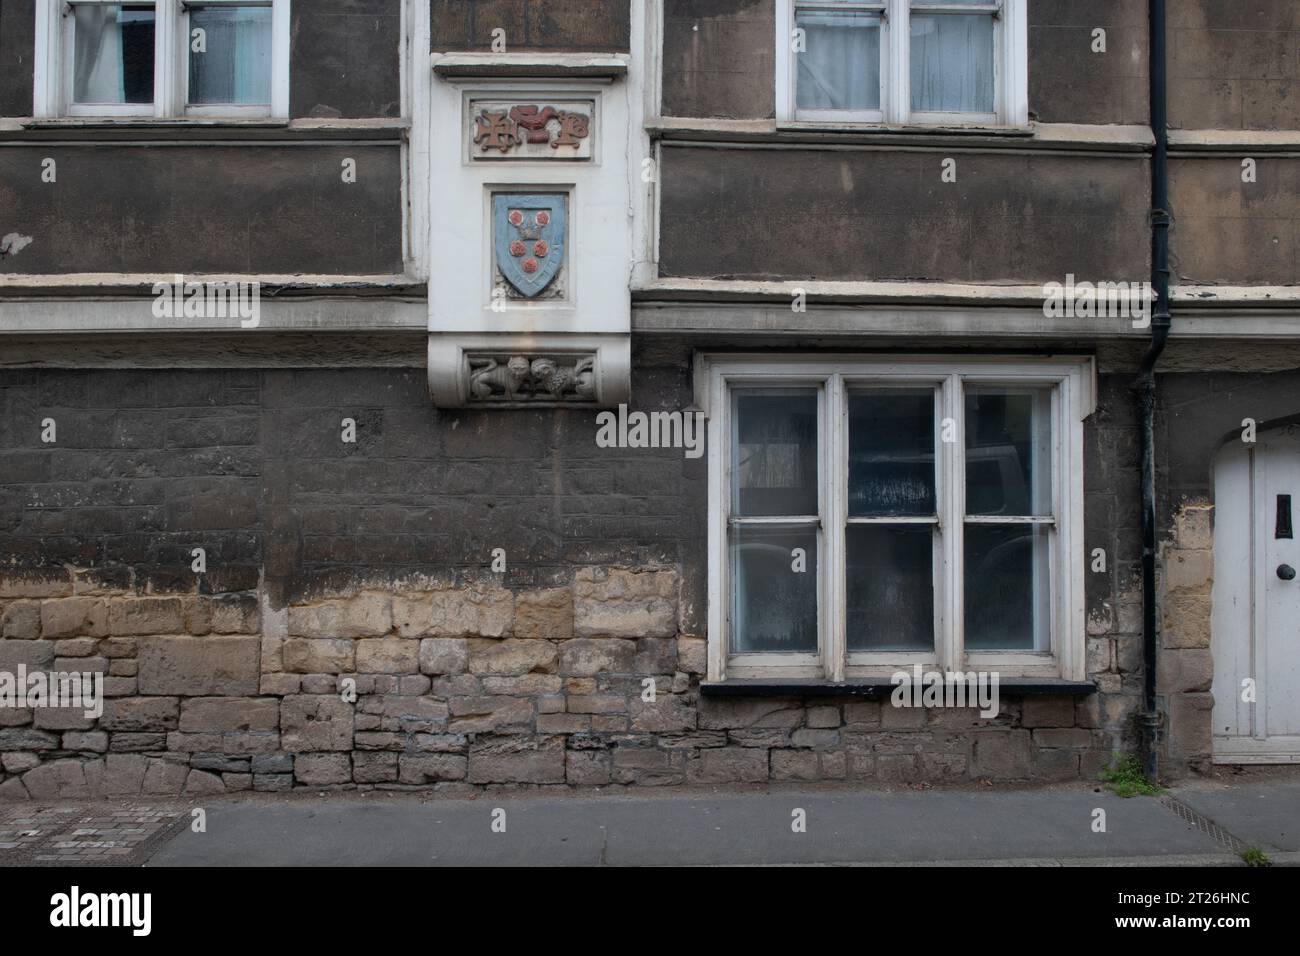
[493,194,567,299]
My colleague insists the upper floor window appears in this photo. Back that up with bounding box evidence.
[775,0,1027,126]
[35,0,290,119]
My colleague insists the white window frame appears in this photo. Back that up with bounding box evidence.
[699,354,1093,684]
[34,0,290,120]
[774,0,1028,127]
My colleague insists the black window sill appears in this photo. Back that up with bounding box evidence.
[700,678,1096,698]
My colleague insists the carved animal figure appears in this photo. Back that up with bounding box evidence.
[530,356,597,401]
[469,356,531,400]
[529,358,569,399]
[573,357,596,399]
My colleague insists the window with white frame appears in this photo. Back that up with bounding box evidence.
[34,0,290,119]
[702,356,1092,683]
[775,0,1027,126]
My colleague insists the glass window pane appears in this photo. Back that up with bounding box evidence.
[72,4,156,105]
[796,11,881,111]
[910,13,994,113]
[849,389,935,516]
[964,525,1051,651]
[731,390,818,517]
[729,528,818,654]
[965,387,1053,517]
[189,5,273,105]
[847,525,934,651]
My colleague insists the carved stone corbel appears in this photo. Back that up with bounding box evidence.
[428,334,630,409]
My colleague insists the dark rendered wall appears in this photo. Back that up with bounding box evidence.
[1170,157,1300,286]
[0,143,403,275]
[658,146,1150,282]
[0,1,402,120]
[0,1,34,117]
[1165,2,1300,286]
[0,349,1145,794]
[431,0,631,52]
[291,0,402,118]
[1169,0,1300,131]
[1029,0,1148,125]
[0,352,1164,640]
[1161,370,1300,510]
[0,352,706,614]
[662,0,774,119]
[0,2,404,276]
[659,0,1147,123]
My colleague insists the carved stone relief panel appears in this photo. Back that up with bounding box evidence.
[468,98,595,162]
[465,353,598,404]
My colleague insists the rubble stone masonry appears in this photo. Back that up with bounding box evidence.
[0,569,1119,799]
[0,361,1222,799]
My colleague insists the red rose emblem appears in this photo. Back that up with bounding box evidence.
[522,258,539,274]
[535,211,550,227]
[533,240,549,258]
[508,210,524,226]
[509,240,526,257]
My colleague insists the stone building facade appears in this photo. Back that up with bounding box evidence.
[1,1,1299,798]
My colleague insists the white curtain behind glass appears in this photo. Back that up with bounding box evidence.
[72,5,154,104]
[796,11,880,112]
[190,6,272,104]
[73,6,129,103]
[910,13,994,113]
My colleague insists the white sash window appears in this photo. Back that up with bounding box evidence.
[776,0,1028,126]
[700,355,1093,682]
[35,0,291,119]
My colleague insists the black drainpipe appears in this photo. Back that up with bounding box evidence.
[1137,0,1171,781]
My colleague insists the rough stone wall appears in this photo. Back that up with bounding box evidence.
[0,359,1193,799]
[0,568,1116,798]
[1083,374,1147,765]
[1153,370,1300,775]
[1158,500,1216,775]
[1084,371,1300,780]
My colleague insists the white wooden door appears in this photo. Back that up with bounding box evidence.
[1211,425,1300,762]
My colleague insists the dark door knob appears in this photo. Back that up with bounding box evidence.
[1279,564,1296,581]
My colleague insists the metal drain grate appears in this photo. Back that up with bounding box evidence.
[1160,795,1247,853]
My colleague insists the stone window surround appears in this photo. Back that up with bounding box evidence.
[696,352,1094,684]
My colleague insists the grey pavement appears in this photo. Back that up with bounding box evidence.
[4,779,1296,867]
[1167,775,1300,854]
[141,780,1298,867]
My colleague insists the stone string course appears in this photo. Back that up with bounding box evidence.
[0,566,1125,800]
